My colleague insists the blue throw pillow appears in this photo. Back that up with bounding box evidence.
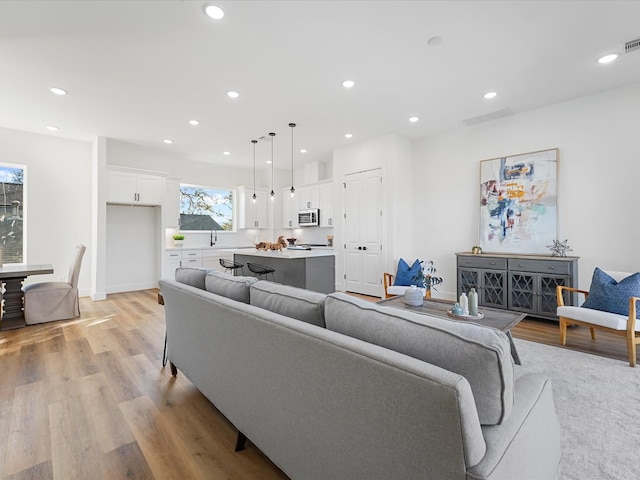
[394,258,422,286]
[582,268,640,318]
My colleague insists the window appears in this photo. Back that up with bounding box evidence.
[0,164,25,264]
[179,184,233,231]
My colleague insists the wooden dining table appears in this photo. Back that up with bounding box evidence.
[0,264,54,331]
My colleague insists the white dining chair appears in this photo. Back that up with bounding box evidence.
[23,244,86,325]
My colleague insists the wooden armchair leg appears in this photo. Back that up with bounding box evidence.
[559,317,568,345]
[627,336,636,368]
[589,327,596,340]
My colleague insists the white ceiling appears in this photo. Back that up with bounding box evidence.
[1,0,639,169]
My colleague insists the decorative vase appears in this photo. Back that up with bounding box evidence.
[459,292,469,315]
[174,240,183,247]
[468,288,479,316]
[403,285,424,306]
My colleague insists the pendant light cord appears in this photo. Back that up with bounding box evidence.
[269,132,275,200]
[289,123,296,196]
[251,139,257,202]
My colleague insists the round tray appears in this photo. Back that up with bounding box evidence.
[447,309,484,320]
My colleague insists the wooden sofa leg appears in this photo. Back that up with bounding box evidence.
[590,327,596,340]
[559,317,567,345]
[170,362,178,376]
[235,431,247,452]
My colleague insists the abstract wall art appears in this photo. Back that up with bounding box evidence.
[479,148,558,254]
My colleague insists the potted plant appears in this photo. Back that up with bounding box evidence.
[172,234,185,247]
[411,260,443,297]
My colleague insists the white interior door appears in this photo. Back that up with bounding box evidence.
[344,169,382,296]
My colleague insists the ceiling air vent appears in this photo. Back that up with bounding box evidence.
[462,109,513,126]
[625,37,640,54]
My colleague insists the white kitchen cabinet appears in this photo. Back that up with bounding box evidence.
[237,186,268,229]
[165,250,182,279]
[165,249,203,278]
[298,185,320,210]
[166,249,236,278]
[108,170,164,205]
[281,187,299,228]
[319,182,334,227]
[181,249,203,267]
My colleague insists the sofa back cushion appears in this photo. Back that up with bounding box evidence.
[250,281,327,327]
[324,292,514,426]
[205,270,257,304]
[175,267,209,290]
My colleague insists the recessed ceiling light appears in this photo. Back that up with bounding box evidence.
[164,139,173,144]
[223,151,230,156]
[427,36,442,46]
[227,91,240,98]
[49,87,67,95]
[344,133,353,139]
[300,149,307,153]
[266,160,272,164]
[409,116,419,123]
[203,4,225,20]
[483,91,498,99]
[189,120,200,126]
[597,53,618,64]
[342,80,355,88]
[46,125,59,131]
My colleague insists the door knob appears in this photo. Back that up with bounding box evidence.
[362,246,367,250]
[357,246,362,250]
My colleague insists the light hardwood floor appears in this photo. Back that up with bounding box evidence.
[0,290,287,480]
[0,290,630,479]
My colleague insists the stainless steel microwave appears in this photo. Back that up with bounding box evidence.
[298,209,319,227]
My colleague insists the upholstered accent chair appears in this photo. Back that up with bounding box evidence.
[23,244,86,325]
[557,269,640,367]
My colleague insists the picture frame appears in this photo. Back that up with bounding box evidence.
[479,148,558,254]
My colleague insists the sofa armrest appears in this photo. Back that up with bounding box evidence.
[467,373,561,480]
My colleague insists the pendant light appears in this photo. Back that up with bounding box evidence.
[269,132,276,202]
[251,139,257,204]
[289,123,296,198]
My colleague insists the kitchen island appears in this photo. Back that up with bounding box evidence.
[233,248,335,293]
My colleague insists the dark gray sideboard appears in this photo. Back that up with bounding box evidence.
[456,252,579,321]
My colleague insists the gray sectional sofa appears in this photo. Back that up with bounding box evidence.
[159,268,561,480]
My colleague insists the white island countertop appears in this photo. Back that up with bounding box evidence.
[232,248,335,259]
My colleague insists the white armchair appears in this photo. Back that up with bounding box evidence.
[383,272,430,299]
[557,270,640,367]
[23,244,86,325]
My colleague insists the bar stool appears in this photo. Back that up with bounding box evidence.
[247,262,276,281]
[219,258,245,276]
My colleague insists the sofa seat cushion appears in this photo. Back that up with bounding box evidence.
[205,270,257,304]
[557,305,640,331]
[324,293,514,426]
[175,267,209,290]
[250,281,327,327]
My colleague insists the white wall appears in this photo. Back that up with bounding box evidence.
[412,81,640,299]
[333,134,413,293]
[0,127,92,295]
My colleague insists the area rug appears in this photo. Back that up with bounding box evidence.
[513,339,639,480]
